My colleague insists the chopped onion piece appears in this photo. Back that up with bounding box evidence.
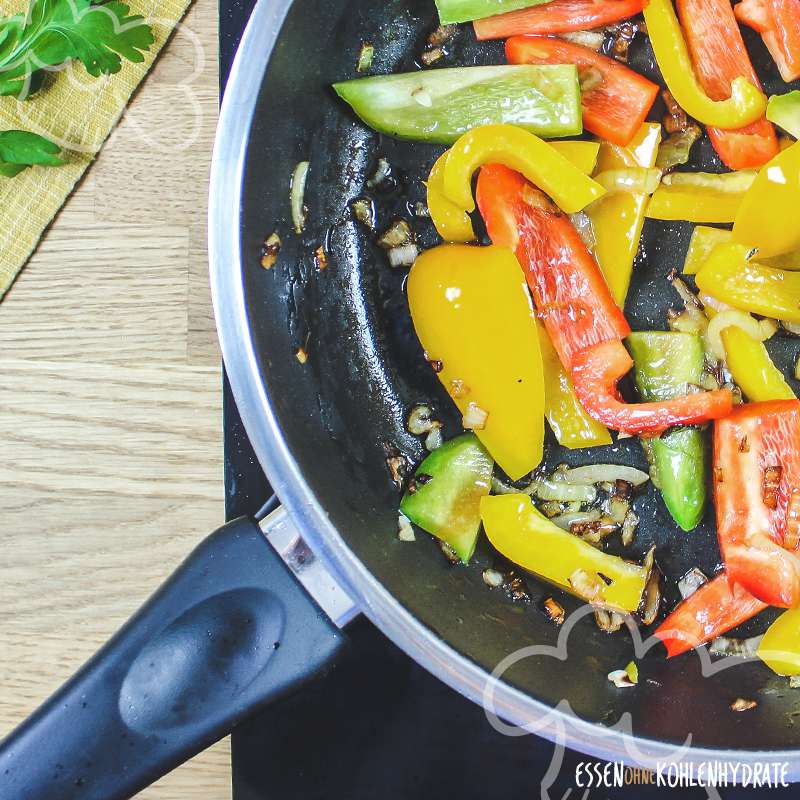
[378,219,413,249]
[621,510,639,547]
[290,160,310,234]
[561,30,605,51]
[398,513,415,542]
[483,568,504,588]
[594,168,662,196]
[656,126,702,171]
[569,211,596,252]
[730,698,757,712]
[425,425,443,452]
[595,609,625,633]
[760,318,779,340]
[662,170,757,194]
[533,479,597,503]
[407,404,436,435]
[367,157,392,190]
[608,669,636,688]
[678,567,708,599]
[706,310,766,362]
[463,402,488,431]
[357,42,374,72]
[388,243,419,268]
[562,464,650,487]
[351,197,375,230]
[549,509,602,531]
[710,636,762,658]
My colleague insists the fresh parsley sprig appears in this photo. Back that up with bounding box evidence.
[0,0,155,99]
[0,129,64,177]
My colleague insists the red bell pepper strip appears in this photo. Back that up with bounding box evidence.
[736,0,800,83]
[570,340,734,436]
[677,0,778,171]
[715,400,800,608]
[475,163,735,435]
[505,36,659,148]
[475,163,629,368]
[474,0,644,40]
[654,574,768,658]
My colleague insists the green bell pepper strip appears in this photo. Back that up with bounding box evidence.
[333,64,582,145]
[627,332,707,531]
[400,433,493,564]
[435,0,553,24]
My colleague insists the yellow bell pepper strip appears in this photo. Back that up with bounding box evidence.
[426,140,600,243]
[426,151,476,243]
[646,171,756,223]
[587,122,662,306]
[721,325,796,402]
[682,226,732,275]
[696,242,800,324]
[734,140,800,259]
[480,494,649,612]
[758,608,800,676]
[642,0,767,129]
[443,123,606,216]
[538,321,612,449]
[407,244,545,481]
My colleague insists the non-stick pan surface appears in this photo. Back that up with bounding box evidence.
[232,0,800,755]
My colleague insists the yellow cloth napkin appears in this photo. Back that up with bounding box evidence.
[0,0,193,298]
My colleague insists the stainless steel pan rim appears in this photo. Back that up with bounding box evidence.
[208,0,800,774]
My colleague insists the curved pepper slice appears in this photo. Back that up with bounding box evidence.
[721,325,796,402]
[734,141,800,259]
[571,340,733,436]
[655,574,768,658]
[642,0,766,129]
[758,608,800,675]
[443,124,606,215]
[475,163,629,368]
[696,242,800,324]
[426,151,476,243]
[481,494,649,612]
[407,244,545,481]
[715,400,800,607]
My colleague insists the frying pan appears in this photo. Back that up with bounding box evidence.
[3,0,800,797]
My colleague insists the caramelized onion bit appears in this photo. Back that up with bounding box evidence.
[544,597,566,626]
[595,608,625,633]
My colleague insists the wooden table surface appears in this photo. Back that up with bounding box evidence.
[0,0,233,796]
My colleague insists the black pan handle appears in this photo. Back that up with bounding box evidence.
[0,517,347,800]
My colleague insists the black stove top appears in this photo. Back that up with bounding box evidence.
[219,6,790,799]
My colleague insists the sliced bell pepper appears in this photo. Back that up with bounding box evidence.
[655,574,768,657]
[643,0,766,129]
[426,140,599,243]
[474,0,645,40]
[735,0,800,83]
[571,339,734,436]
[435,0,553,24]
[587,122,662,306]
[539,321,612,449]
[475,163,628,369]
[676,0,778,171]
[715,400,800,607]
[646,171,756,224]
[696,242,800,324]
[426,151,476,243]
[758,608,800,675]
[505,36,659,148]
[407,244,545,481]
[333,65,583,145]
[400,433,493,563]
[444,124,605,216]
[628,332,708,531]
[682,226,732,275]
[767,91,800,139]
[480,494,649,612]
[733,141,800,259]
[721,325,796,402]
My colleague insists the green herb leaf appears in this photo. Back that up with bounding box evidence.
[0,130,65,177]
[0,0,154,99]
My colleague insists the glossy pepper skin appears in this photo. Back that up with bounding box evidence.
[443,124,606,216]
[539,321,612,449]
[628,332,708,531]
[736,0,800,83]
[721,325,796,402]
[407,244,545,481]
[434,0,551,24]
[481,494,649,612]
[696,242,800,324]
[734,141,800,259]
[475,163,629,368]
[677,0,778,170]
[655,574,768,658]
[426,151,476,243]
[474,0,645,40]
[586,122,662,306]
[646,171,755,224]
[571,340,734,436]
[715,400,800,608]
[758,608,800,675]
[643,0,766,129]
[505,36,659,148]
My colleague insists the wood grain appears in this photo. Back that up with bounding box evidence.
[0,0,234,795]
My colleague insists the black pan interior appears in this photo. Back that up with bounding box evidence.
[239,0,800,750]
